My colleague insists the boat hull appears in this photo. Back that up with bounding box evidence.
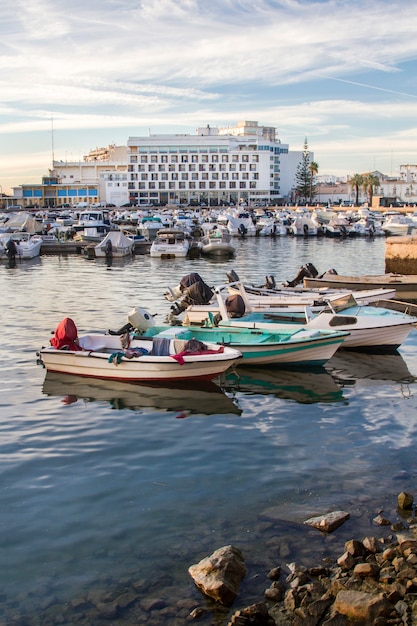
[39,334,241,382]
[143,326,347,366]
[304,274,417,302]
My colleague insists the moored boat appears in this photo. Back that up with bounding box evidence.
[38,317,242,382]
[150,229,190,258]
[200,228,235,257]
[94,230,135,258]
[303,272,417,302]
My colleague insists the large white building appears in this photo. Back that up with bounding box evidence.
[7,122,308,208]
[124,121,301,207]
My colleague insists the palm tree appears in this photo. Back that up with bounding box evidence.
[362,173,380,206]
[349,174,363,206]
[308,161,319,204]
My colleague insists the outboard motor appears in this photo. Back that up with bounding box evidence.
[225,294,246,318]
[108,307,156,335]
[264,275,276,290]
[286,262,319,287]
[170,275,214,316]
[237,223,247,237]
[5,239,18,259]
[226,269,240,283]
[318,268,338,278]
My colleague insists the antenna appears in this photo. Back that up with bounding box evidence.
[51,115,55,167]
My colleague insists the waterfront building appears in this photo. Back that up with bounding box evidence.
[126,121,303,207]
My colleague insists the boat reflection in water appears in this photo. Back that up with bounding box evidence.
[223,365,346,404]
[325,350,416,387]
[42,372,241,417]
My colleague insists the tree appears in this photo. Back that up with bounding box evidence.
[361,172,380,206]
[308,161,319,204]
[349,173,363,206]
[294,138,315,204]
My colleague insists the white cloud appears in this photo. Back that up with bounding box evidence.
[2,0,417,191]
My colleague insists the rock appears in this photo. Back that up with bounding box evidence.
[398,491,414,510]
[227,601,274,626]
[304,511,350,533]
[188,545,247,606]
[337,551,356,570]
[373,513,391,526]
[362,536,381,554]
[344,539,366,557]
[352,562,380,578]
[267,566,281,580]
[333,590,391,622]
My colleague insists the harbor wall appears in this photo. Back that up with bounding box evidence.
[385,236,417,274]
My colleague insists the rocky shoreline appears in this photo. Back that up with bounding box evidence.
[3,493,417,625]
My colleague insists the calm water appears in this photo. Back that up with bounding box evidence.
[2,236,417,624]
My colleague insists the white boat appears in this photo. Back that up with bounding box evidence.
[227,212,257,237]
[0,232,42,259]
[166,272,398,326]
[38,317,242,382]
[150,229,190,258]
[94,231,135,258]
[200,228,235,257]
[212,289,417,351]
[289,215,319,237]
[381,213,415,237]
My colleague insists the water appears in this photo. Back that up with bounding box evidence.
[2,236,417,624]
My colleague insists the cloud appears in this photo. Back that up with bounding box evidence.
[2,0,417,191]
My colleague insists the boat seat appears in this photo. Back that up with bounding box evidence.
[78,336,108,352]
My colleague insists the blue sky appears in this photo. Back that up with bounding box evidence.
[1,0,417,194]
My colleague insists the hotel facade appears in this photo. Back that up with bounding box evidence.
[124,121,297,207]
[10,121,304,209]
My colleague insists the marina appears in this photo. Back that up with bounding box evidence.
[2,235,417,625]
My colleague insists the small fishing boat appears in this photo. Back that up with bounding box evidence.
[38,316,242,382]
[150,229,190,258]
[137,323,348,367]
[94,230,135,258]
[200,228,235,257]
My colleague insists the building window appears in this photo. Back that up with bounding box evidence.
[130,156,137,163]
[230,182,236,189]
[240,182,246,188]
[242,155,249,162]
[209,182,216,189]
[201,155,208,162]
[171,155,178,163]
[141,156,148,163]
[199,182,206,189]
[192,155,198,163]
[222,155,229,163]
[181,155,188,163]
[151,155,157,163]
[232,155,239,162]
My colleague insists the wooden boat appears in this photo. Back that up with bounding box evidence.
[303,272,417,302]
[150,229,190,258]
[133,322,349,367]
[38,317,242,382]
[42,371,242,415]
[94,230,135,258]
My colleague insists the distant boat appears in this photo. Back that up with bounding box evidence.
[94,230,135,258]
[150,229,190,258]
[200,228,235,257]
[0,232,42,259]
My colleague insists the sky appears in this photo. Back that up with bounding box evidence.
[1,0,417,195]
